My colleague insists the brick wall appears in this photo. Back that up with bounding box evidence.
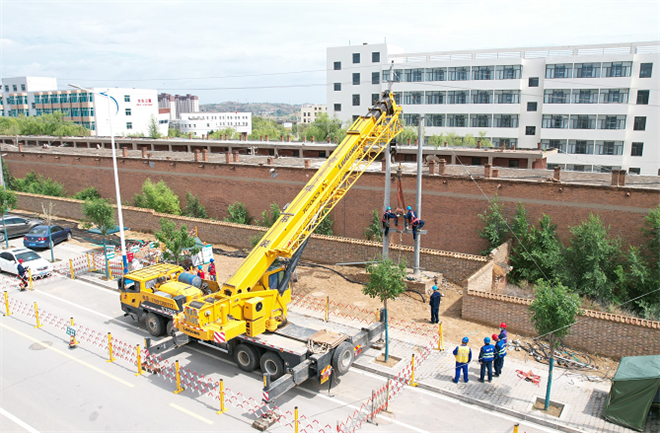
[462,290,660,359]
[6,150,658,255]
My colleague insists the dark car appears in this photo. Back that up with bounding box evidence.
[23,225,72,249]
[0,214,44,242]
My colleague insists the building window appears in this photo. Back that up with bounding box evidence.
[12,85,17,91]
[631,142,643,157]
[571,115,597,129]
[492,138,518,148]
[637,90,649,105]
[493,114,519,128]
[125,108,131,116]
[404,69,424,82]
[525,126,536,135]
[496,65,522,80]
[574,63,601,78]
[351,116,359,123]
[544,89,571,104]
[527,102,538,111]
[595,141,623,155]
[448,67,470,81]
[602,61,632,77]
[371,72,380,85]
[542,114,569,129]
[447,90,468,104]
[403,91,423,105]
[425,91,445,104]
[334,103,341,112]
[352,94,360,106]
[471,90,493,104]
[372,52,380,62]
[639,63,653,78]
[572,89,599,104]
[568,140,594,154]
[471,157,482,166]
[3,85,7,91]
[509,160,520,168]
[446,114,468,127]
[633,116,646,130]
[126,122,133,130]
[629,168,641,175]
[334,61,341,71]
[124,95,130,102]
[392,92,401,105]
[470,114,492,128]
[425,68,446,81]
[352,53,360,64]
[600,88,629,103]
[425,114,445,127]
[541,139,567,152]
[21,84,26,91]
[546,64,573,79]
[597,115,626,130]
[372,93,380,104]
[494,90,520,104]
[403,114,420,126]
[334,83,341,91]
[352,73,360,85]
[472,66,494,80]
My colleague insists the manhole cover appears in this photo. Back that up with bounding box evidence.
[29,341,52,351]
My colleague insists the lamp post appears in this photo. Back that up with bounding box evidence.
[69,84,128,274]
[0,152,10,249]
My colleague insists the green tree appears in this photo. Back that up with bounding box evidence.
[364,209,383,242]
[298,113,347,142]
[529,279,581,410]
[258,203,281,228]
[13,171,66,197]
[2,159,13,189]
[397,126,418,144]
[154,218,200,265]
[182,192,208,219]
[168,127,185,138]
[133,179,181,215]
[0,189,18,247]
[363,259,407,360]
[314,215,334,236]
[562,214,621,304]
[477,131,493,147]
[225,202,252,225]
[249,117,287,140]
[0,112,89,137]
[147,115,162,139]
[477,196,508,255]
[209,127,238,140]
[73,187,101,201]
[80,198,116,279]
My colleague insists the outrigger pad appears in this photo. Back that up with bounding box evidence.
[308,329,346,348]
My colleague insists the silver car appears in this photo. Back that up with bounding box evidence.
[0,214,45,242]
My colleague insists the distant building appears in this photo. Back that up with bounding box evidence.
[0,76,163,137]
[158,93,199,120]
[178,112,252,137]
[300,104,327,124]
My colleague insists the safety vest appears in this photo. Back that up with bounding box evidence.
[497,342,507,357]
[455,345,470,363]
[481,345,495,361]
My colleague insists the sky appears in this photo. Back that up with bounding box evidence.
[1,0,659,105]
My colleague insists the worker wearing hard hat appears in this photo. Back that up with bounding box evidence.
[498,322,508,348]
[452,337,472,383]
[478,337,496,383]
[493,333,507,377]
[429,285,441,324]
[208,258,217,281]
[404,206,425,241]
[381,207,397,237]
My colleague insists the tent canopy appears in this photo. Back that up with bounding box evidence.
[604,355,660,431]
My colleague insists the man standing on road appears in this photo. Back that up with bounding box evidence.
[452,337,472,383]
[17,259,28,290]
[208,258,217,281]
[478,337,495,383]
[429,285,441,324]
[493,333,506,377]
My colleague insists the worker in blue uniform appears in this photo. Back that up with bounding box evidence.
[498,322,508,348]
[404,206,425,240]
[381,207,397,236]
[478,337,496,382]
[493,333,506,377]
[429,285,441,324]
[452,337,472,383]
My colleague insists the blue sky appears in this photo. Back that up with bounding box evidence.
[1,0,658,104]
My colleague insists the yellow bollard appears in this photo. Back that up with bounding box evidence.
[436,322,445,351]
[216,379,227,414]
[107,332,115,363]
[108,263,113,280]
[294,406,299,433]
[70,317,79,345]
[513,423,519,433]
[34,302,43,328]
[92,254,97,272]
[135,344,144,376]
[325,296,329,322]
[376,308,379,322]
[69,259,74,280]
[174,360,184,394]
[28,269,33,290]
[409,354,418,387]
[87,253,91,271]
[3,291,11,316]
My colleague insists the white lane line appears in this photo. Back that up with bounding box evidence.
[169,403,214,425]
[31,290,115,320]
[0,406,40,433]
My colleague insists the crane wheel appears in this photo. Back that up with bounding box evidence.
[146,313,165,337]
[234,344,259,372]
[332,341,354,375]
[260,352,285,381]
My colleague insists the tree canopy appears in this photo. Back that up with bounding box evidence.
[154,218,199,265]
[133,179,181,215]
[0,112,90,137]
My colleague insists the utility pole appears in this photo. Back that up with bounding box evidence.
[382,142,391,260]
[413,115,425,275]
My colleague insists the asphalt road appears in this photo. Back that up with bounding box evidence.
[1,277,557,433]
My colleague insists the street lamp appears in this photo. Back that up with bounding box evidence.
[0,152,10,249]
[69,84,128,274]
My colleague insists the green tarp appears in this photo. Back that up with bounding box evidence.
[603,355,660,431]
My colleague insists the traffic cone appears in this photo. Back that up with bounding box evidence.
[69,335,77,349]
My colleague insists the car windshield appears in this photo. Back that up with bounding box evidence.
[29,228,48,235]
[16,251,41,262]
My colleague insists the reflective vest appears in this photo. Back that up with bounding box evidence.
[455,345,470,363]
[496,341,507,357]
[481,345,495,361]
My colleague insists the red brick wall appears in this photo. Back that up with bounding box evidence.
[6,150,658,255]
[461,290,660,359]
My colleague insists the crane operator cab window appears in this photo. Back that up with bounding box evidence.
[269,269,285,293]
[118,277,139,293]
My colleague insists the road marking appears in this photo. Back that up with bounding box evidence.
[31,290,115,320]
[0,322,134,388]
[169,403,214,425]
[66,278,118,294]
[0,406,40,433]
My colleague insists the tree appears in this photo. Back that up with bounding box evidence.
[133,179,181,215]
[364,209,383,242]
[249,117,287,140]
[364,259,407,361]
[314,215,334,236]
[225,202,252,225]
[397,126,418,144]
[73,187,101,201]
[0,189,18,248]
[147,115,162,139]
[529,279,581,411]
[0,112,89,137]
[2,159,13,189]
[258,203,281,228]
[209,127,238,140]
[81,198,116,279]
[298,113,346,142]
[477,196,508,255]
[183,192,208,219]
[154,218,200,265]
[13,171,66,197]
[168,127,185,138]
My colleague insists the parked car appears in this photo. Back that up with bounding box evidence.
[23,225,72,249]
[0,247,52,277]
[0,214,44,242]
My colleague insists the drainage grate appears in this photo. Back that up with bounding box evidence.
[29,341,53,351]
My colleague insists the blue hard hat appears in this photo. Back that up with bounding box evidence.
[407,206,412,210]
[462,337,469,344]
[484,337,491,344]
[387,206,391,210]
[209,258,214,262]
[198,265,202,270]
[432,285,438,290]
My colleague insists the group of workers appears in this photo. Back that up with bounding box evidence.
[452,323,508,383]
[193,258,216,281]
[382,206,425,240]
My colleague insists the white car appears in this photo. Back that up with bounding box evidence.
[0,248,52,278]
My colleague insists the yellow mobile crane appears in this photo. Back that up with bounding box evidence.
[147,92,402,401]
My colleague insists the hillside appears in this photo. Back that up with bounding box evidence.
[200,102,301,121]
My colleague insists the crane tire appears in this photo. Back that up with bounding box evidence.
[234,344,259,372]
[332,341,354,375]
[146,313,165,337]
[260,352,285,381]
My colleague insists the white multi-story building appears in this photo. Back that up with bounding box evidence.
[178,112,252,137]
[1,76,164,137]
[327,42,659,175]
[300,104,327,124]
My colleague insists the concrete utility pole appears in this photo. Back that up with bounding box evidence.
[382,142,391,260]
[413,116,425,275]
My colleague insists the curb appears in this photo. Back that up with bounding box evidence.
[76,275,118,291]
[351,363,588,433]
